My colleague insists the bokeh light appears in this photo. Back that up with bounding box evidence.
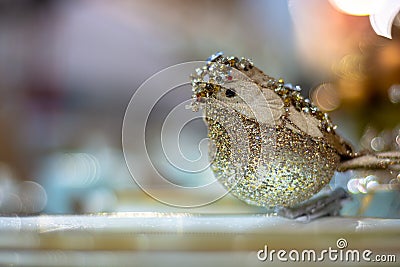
[329,0,378,16]
[346,174,395,194]
[18,181,47,214]
[388,84,400,103]
[311,83,341,112]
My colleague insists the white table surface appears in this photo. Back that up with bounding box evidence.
[0,212,399,266]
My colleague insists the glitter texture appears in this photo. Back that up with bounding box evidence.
[190,53,353,208]
[206,109,340,208]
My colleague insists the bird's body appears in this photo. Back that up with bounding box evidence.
[205,109,340,207]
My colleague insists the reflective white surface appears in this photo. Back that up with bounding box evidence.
[0,213,399,266]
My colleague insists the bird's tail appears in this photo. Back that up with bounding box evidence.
[338,151,400,172]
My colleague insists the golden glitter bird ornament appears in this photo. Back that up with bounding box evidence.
[190,52,400,219]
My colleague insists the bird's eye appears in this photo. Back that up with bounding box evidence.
[225,89,236,98]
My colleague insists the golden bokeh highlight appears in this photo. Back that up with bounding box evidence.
[311,83,341,112]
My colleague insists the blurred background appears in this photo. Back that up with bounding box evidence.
[0,0,399,216]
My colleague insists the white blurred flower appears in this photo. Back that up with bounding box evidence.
[330,0,400,39]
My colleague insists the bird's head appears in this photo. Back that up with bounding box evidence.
[190,52,285,124]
